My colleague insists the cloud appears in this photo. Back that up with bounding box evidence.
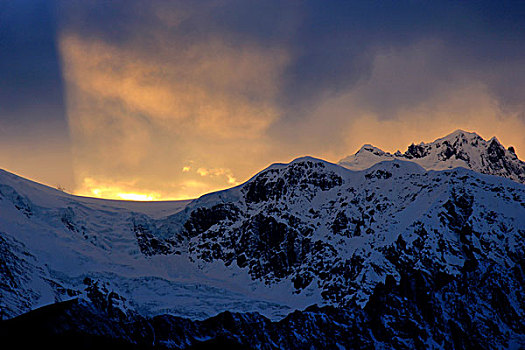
[277,1,525,116]
[61,34,287,137]
[54,1,525,200]
[196,167,239,185]
[59,15,288,199]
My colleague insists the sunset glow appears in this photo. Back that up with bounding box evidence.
[77,177,160,201]
[116,193,158,201]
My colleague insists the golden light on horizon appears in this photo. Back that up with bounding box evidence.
[55,20,525,203]
[116,193,158,201]
[77,177,161,201]
[74,175,243,201]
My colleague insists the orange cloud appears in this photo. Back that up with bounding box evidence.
[58,32,525,201]
[60,34,287,138]
[196,167,239,185]
[59,32,288,200]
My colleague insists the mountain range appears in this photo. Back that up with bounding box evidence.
[0,130,524,349]
[338,129,525,184]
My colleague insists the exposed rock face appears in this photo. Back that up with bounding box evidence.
[132,216,182,256]
[147,158,523,311]
[0,233,40,319]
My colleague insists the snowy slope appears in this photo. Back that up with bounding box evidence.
[338,129,525,184]
[1,154,524,319]
[0,169,295,321]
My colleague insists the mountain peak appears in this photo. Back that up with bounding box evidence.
[338,144,393,171]
[488,135,502,145]
[427,129,484,146]
[356,144,387,156]
[441,129,481,140]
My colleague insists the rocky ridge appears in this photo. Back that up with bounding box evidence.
[338,130,525,184]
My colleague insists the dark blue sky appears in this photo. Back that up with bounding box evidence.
[57,0,525,115]
[1,0,525,198]
[0,0,72,187]
[0,0,64,121]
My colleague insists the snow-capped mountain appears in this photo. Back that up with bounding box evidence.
[338,130,525,184]
[0,130,524,348]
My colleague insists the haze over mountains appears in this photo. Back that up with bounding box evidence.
[0,130,524,349]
